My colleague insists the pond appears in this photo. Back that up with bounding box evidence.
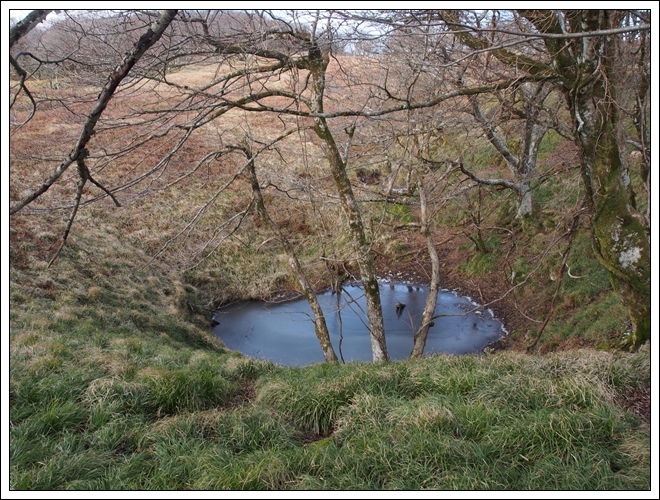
[212,283,506,367]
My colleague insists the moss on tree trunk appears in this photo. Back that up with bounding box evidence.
[546,10,650,348]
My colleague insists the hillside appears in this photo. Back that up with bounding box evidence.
[7,224,652,488]
[8,71,651,489]
[8,9,652,492]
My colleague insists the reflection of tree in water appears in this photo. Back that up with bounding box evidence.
[336,288,344,363]
[333,286,370,364]
[212,285,505,365]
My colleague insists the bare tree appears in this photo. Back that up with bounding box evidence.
[516,10,651,349]
[239,134,339,363]
[301,13,389,361]
[459,82,555,219]
[439,9,650,348]
[10,10,179,216]
[9,9,53,127]
[10,9,650,359]
[409,172,442,358]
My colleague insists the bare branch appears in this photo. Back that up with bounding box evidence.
[9,10,53,49]
[458,162,519,192]
[527,206,583,352]
[47,154,89,268]
[10,9,178,216]
[8,55,38,128]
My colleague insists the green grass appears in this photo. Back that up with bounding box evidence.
[459,233,501,276]
[8,161,650,492]
[386,203,415,225]
[537,129,563,160]
[530,231,631,348]
[10,239,650,492]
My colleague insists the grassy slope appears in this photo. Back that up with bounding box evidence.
[8,61,651,491]
[8,222,650,490]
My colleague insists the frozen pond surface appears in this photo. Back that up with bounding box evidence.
[212,283,506,367]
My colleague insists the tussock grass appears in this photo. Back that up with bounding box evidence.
[251,353,649,490]
[9,218,649,490]
[255,362,422,435]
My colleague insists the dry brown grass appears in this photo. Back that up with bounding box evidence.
[10,56,624,356]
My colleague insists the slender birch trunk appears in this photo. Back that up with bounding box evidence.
[410,178,441,358]
[305,41,389,362]
[242,141,339,363]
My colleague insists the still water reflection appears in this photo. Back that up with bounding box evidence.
[212,283,506,367]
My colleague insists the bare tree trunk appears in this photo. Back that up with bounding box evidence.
[466,83,550,219]
[410,177,441,358]
[631,27,651,231]
[241,140,339,363]
[306,41,389,362]
[516,185,533,219]
[522,10,650,348]
[9,10,52,48]
[515,83,549,218]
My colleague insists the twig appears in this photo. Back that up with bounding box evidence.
[48,161,87,268]
[526,207,583,352]
[87,174,121,207]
